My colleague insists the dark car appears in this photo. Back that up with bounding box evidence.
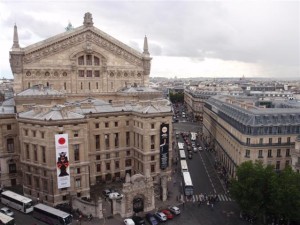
[146,213,158,225]
[102,189,111,197]
[132,216,146,225]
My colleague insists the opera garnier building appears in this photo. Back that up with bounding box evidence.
[2,12,173,206]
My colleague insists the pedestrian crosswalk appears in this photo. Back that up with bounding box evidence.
[181,194,233,202]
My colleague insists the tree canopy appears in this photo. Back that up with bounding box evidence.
[229,161,300,224]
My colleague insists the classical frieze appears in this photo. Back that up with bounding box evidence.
[23,30,144,67]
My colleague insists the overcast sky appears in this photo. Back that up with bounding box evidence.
[0,0,299,79]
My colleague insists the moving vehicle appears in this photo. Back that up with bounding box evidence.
[168,206,181,215]
[180,160,188,172]
[198,146,203,151]
[0,207,14,217]
[161,209,174,219]
[0,190,33,213]
[193,147,198,152]
[0,212,15,225]
[33,203,73,225]
[178,142,184,150]
[179,150,186,160]
[190,132,197,141]
[154,212,167,222]
[109,192,123,200]
[124,218,135,225]
[146,213,158,225]
[132,216,146,225]
[188,152,192,159]
[182,171,194,196]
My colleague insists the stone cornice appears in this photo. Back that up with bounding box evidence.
[23,27,144,67]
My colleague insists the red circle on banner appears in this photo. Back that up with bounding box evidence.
[58,138,65,145]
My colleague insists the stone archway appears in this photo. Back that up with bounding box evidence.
[111,172,155,218]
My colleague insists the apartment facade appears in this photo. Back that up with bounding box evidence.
[203,95,300,178]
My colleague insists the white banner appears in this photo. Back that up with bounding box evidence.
[55,134,70,189]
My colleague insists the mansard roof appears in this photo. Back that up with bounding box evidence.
[207,96,300,126]
[18,97,172,121]
[0,98,15,115]
[17,85,65,97]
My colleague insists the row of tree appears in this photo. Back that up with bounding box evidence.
[230,161,300,224]
[169,92,184,103]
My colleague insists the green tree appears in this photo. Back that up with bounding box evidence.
[229,161,274,223]
[169,92,184,103]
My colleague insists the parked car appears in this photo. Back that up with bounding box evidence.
[124,218,135,225]
[146,213,158,225]
[132,216,146,225]
[161,209,174,219]
[193,147,198,152]
[154,212,167,222]
[109,192,123,200]
[168,206,181,215]
[0,207,14,217]
[102,189,111,197]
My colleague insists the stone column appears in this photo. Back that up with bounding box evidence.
[161,175,168,202]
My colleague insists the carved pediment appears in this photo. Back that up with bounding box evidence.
[23,28,144,67]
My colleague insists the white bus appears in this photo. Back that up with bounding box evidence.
[180,160,188,172]
[178,142,184,150]
[179,150,186,159]
[0,212,15,225]
[33,203,73,225]
[0,191,33,213]
[182,171,194,196]
[190,132,197,141]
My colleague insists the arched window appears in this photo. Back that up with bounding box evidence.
[78,56,84,65]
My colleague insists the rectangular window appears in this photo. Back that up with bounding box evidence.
[151,155,155,161]
[277,149,281,157]
[95,135,100,150]
[258,150,263,158]
[267,149,272,158]
[26,144,30,159]
[286,149,290,157]
[34,177,40,189]
[151,164,155,173]
[106,163,110,170]
[94,70,100,77]
[245,149,250,158]
[115,122,118,127]
[33,145,38,161]
[126,132,130,147]
[96,155,100,160]
[278,138,281,144]
[269,138,272,144]
[64,82,67,90]
[75,178,81,188]
[7,124,11,130]
[96,164,101,172]
[105,134,110,149]
[32,130,36,137]
[41,132,45,139]
[115,161,119,169]
[86,70,92,77]
[151,123,155,129]
[78,56,84,65]
[115,152,119,158]
[105,122,109,128]
[126,150,130,156]
[259,138,263,145]
[287,137,291,144]
[106,153,110,159]
[285,160,290,168]
[24,129,28,136]
[151,135,155,150]
[79,70,84,77]
[41,146,46,163]
[73,131,79,137]
[43,180,48,192]
[74,144,80,161]
[126,121,129,126]
[9,164,16,173]
[7,138,14,152]
[125,159,131,167]
[27,174,32,186]
[246,138,250,145]
[76,168,81,174]
[95,123,99,128]
[276,161,280,170]
[114,133,119,148]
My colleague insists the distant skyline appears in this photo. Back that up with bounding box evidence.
[0,0,299,79]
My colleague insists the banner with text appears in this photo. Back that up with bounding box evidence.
[160,123,169,169]
[55,134,70,189]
